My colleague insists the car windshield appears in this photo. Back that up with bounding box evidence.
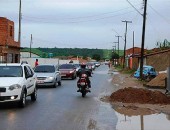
[0,66,23,77]
[87,63,93,65]
[59,64,74,69]
[74,64,80,68]
[137,66,149,71]
[34,65,55,73]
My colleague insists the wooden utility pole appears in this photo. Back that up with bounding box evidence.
[115,35,122,57]
[18,0,22,45]
[30,34,32,58]
[133,31,135,57]
[140,0,147,79]
[122,20,132,68]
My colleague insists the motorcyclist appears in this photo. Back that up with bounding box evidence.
[77,63,92,92]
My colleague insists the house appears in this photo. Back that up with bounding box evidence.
[0,17,20,63]
[125,47,170,71]
[120,47,143,69]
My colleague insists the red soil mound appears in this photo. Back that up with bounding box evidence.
[110,87,170,104]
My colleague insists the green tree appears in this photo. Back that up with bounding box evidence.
[111,52,119,60]
[92,54,101,61]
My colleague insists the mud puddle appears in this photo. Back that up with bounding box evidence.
[89,102,170,130]
[116,112,170,130]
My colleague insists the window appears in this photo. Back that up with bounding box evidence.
[10,25,13,37]
[34,65,55,73]
[0,66,23,77]
[24,66,32,78]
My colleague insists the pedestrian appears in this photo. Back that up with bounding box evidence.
[35,59,39,67]
[108,61,111,69]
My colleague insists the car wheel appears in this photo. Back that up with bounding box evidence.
[53,81,57,88]
[18,91,26,108]
[72,75,75,80]
[58,81,61,86]
[31,87,37,101]
[72,74,76,80]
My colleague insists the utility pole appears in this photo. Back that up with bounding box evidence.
[112,45,116,65]
[140,0,147,79]
[18,0,22,45]
[113,41,118,53]
[133,31,135,57]
[115,35,122,57]
[113,44,116,52]
[122,20,132,68]
[30,34,33,58]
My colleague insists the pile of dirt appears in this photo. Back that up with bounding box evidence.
[146,73,167,88]
[110,87,170,104]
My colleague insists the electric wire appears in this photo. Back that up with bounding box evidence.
[22,10,136,24]
[23,5,140,20]
[126,0,143,16]
[148,4,170,25]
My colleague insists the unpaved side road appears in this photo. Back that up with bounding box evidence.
[104,69,170,115]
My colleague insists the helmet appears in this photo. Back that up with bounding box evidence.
[80,63,86,68]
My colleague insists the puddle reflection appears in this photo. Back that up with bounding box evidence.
[97,101,170,130]
[116,111,170,130]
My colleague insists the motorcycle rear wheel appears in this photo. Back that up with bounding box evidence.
[82,91,86,97]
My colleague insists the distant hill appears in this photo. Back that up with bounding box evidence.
[21,47,124,59]
[21,48,47,57]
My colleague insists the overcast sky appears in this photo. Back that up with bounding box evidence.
[1,0,170,49]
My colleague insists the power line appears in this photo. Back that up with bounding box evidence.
[149,4,170,24]
[22,10,136,24]
[126,0,143,16]
[23,5,141,21]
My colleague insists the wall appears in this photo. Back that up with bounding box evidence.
[146,50,170,71]
[20,58,79,68]
[0,17,19,47]
[20,52,40,58]
[0,17,20,63]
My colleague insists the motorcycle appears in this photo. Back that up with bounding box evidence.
[77,74,90,97]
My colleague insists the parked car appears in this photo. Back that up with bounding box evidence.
[134,65,157,79]
[34,64,61,88]
[74,63,81,75]
[0,63,37,107]
[59,64,77,79]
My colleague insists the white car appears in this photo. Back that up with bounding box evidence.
[0,63,37,107]
[34,64,62,88]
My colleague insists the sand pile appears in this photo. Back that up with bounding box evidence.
[146,73,167,88]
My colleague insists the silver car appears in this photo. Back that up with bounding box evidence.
[34,64,61,88]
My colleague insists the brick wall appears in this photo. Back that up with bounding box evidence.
[146,50,170,71]
[0,17,19,48]
[0,17,20,63]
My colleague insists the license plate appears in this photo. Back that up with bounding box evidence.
[37,80,44,84]
[80,82,85,85]
[61,74,66,76]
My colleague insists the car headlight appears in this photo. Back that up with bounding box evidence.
[9,84,21,91]
[46,76,55,81]
[70,70,74,73]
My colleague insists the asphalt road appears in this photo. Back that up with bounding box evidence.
[0,65,118,130]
